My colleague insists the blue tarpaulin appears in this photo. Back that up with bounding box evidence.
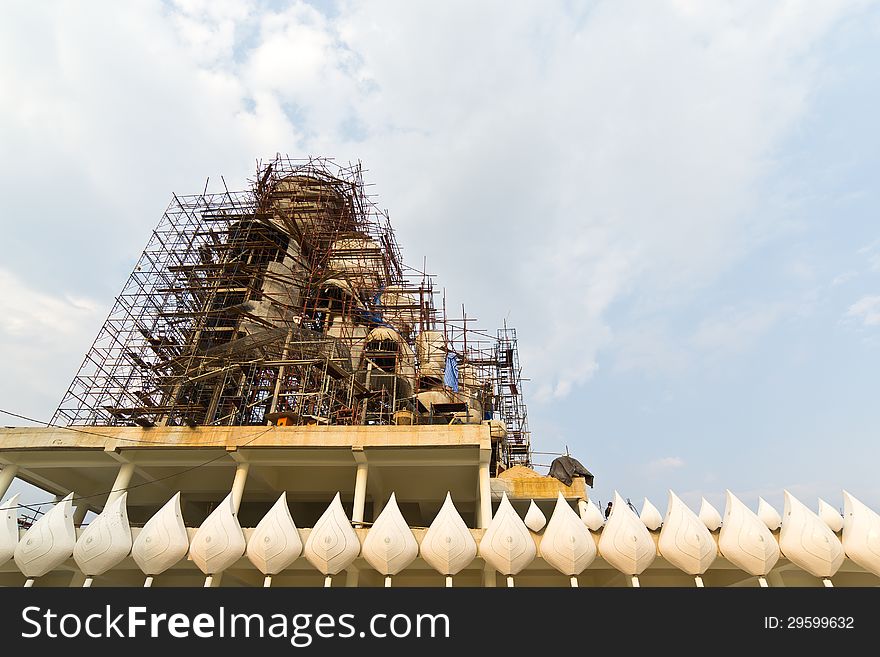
[444,353,459,392]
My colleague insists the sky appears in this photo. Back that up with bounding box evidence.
[1,0,878,518]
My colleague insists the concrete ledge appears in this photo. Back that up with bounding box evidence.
[0,423,492,453]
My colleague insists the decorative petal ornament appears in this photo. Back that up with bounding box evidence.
[189,493,246,575]
[779,490,844,579]
[73,492,132,576]
[640,498,663,531]
[818,499,843,533]
[479,492,536,575]
[698,498,722,531]
[540,493,596,576]
[524,501,547,532]
[580,499,604,531]
[132,492,189,576]
[842,490,880,577]
[1,494,20,566]
[303,492,360,575]
[246,492,302,575]
[14,492,77,578]
[362,493,419,576]
[597,491,656,576]
[420,493,476,576]
[757,497,781,531]
[658,491,716,575]
[718,491,779,576]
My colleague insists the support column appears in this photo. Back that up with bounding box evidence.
[231,463,250,514]
[353,465,368,527]
[474,480,482,528]
[73,504,89,527]
[0,464,19,499]
[108,462,136,504]
[345,567,360,588]
[478,454,492,530]
[482,564,496,588]
[352,449,368,528]
[68,572,88,587]
[479,449,494,587]
[766,570,785,587]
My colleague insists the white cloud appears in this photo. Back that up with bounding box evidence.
[831,271,857,286]
[857,239,880,271]
[692,303,786,354]
[648,456,685,471]
[0,269,105,419]
[612,325,691,376]
[0,269,99,337]
[846,295,880,327]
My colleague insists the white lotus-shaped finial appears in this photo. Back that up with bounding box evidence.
[362,493,418,576]
[246,492,302,575]
[841,490,880,577]
[757,497,781,531]
[303,492,360,575]
[598,491,656,575]
[718,490,779,576]
[540,493,597,576]
[699,498,722,531]
[73,492,132,576]
[1,494,20,566]
[580,499,604,531]
[421,493,477,576]
[640,498,663,531]
[132,492,189,576]
[189,493,246,575]
[658,491,716,575]
[818,499,843,533]
[479,492,536,575]
[14,492,77,578]
[779,490,844,579]
[524,500,547,532]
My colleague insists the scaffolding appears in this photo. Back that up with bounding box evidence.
[53,155,532,468]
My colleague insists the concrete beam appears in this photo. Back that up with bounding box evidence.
[0,424,491,452]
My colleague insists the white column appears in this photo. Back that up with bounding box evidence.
[68,572,88,587]
[352,463,368,528]
[766,570,785,587]
[0,464,19,499]
[482,564,496,588]
[479,450,494,587]
[73,504,89,527]
[478,460,491,530]
[107,462,136,504]
[231,462,250,513]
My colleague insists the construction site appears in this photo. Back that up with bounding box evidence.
[2,154,876,588]
[52,156,531,475]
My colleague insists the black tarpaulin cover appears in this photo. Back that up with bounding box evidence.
[548,455,594,487]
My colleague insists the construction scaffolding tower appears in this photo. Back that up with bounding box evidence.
[52,155,532,468]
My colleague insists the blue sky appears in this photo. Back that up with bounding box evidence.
[0,1,878,517]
